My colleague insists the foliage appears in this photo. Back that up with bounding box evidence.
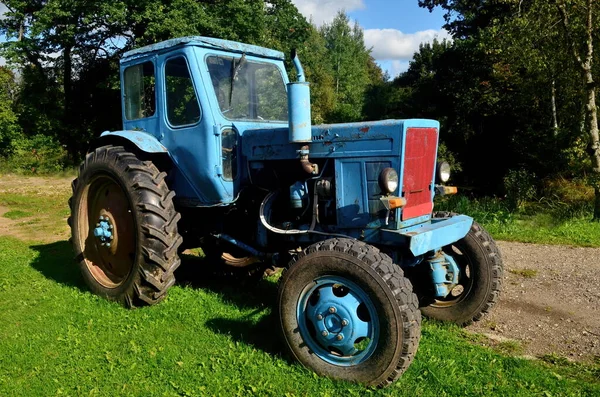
[0,134,68,174]
[319,12,382,122]
[436,193,600,247]
[0,67,21,154]
[503,169,537,211]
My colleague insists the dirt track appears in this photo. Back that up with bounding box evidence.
[467,241,600,363]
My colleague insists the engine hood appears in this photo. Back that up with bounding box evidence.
[242,119,439,161]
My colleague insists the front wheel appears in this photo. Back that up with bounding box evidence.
[417,212,503,326]
[278,238,421,387]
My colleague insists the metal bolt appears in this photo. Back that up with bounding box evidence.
[321,330,329,337]
[316,314,323,320]
[109,235,114,241]
[328,307,336,314]
[105,243,111,248]
[336,334,344,341]
[341,319,349,327]
[108,225,113,230]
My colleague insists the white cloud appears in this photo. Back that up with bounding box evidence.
[0,4,8,19]
[364,28,451,60]
[291,0,365,26]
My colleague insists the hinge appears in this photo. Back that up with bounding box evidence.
[213,125,221,136]
[215,165,223,176]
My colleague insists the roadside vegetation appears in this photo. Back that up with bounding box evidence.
[1,175,599,396]
[436,175,600,247]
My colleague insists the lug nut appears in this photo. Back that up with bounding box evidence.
[96,223,100,227]
[105,243,111,248]
[328,307,336,314]
[316,314,323,320]
[321,330,329,337]
[341,319,349,326]
[336,334,344,341]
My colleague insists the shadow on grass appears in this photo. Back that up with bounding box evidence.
[176,253,285,357]
[28,241,285,358]
[29,240,87,291]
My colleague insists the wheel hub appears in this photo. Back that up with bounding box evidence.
[298,277,378,365]
[93,216,114,247]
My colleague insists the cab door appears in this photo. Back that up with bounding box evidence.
[158,49,233,205]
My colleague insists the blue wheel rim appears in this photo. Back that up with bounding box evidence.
[297,276,379,366]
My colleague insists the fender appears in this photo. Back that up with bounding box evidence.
[99,130,168,153]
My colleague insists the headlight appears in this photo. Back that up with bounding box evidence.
[379,168,399,194]
[437,162,451,183]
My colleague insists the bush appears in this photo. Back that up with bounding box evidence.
[539,176,594,219]
[503,169,537,211]
[0,134,68,174]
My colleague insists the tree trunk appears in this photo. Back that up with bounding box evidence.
[584,71,600,219]
[551,80,558,135]
[557,0,600,219]
[63,45,72,120]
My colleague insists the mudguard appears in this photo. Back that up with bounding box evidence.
[99,130,168,153]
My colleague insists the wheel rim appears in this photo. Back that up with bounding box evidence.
[297,276,379,366]
[76,174,136,288]
[431,244,474,307]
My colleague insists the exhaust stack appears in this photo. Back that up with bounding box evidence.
[288,49,312,144]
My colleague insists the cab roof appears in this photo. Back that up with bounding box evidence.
[121,36,285,62]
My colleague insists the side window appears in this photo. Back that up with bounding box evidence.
[221,129,238,181]
[165,57,201,126]
[124,62,155,120]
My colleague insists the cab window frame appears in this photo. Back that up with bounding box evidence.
[163,55,203,129]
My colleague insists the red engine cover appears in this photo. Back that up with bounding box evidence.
[401,127,438,220]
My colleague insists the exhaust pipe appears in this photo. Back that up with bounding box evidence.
[288,49,317,174]
[288,49,311,144]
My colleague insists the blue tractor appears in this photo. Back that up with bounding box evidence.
[68,37,503,387]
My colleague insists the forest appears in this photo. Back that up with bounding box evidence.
[1,0,600,218]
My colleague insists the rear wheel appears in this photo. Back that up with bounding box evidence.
[417,212,503,326]
[278,238,421,387]
[69,146,182,307]
[201,244,269,280]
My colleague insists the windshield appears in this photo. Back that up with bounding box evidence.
[207,55,288,122]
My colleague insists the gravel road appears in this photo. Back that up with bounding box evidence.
[467,241,600,363]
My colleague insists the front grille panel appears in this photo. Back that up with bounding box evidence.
[401,127,438,220]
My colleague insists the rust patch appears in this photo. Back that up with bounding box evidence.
[359,126,370,133]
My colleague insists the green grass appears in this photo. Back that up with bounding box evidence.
[0,237,599,396]
[436,195,600,247]
[509,268,538,278]
[2,210,32,219]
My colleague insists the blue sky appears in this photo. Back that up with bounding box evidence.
[292,0,448,77]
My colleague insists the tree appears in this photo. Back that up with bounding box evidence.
[320,12,381,122]
[0,67,21,153]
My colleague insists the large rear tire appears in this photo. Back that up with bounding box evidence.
[278,238,421,387]
[69,146,182,307]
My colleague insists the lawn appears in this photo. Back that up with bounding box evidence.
[0,175,599,396]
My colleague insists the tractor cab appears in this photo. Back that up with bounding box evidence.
[115,36,290,205]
